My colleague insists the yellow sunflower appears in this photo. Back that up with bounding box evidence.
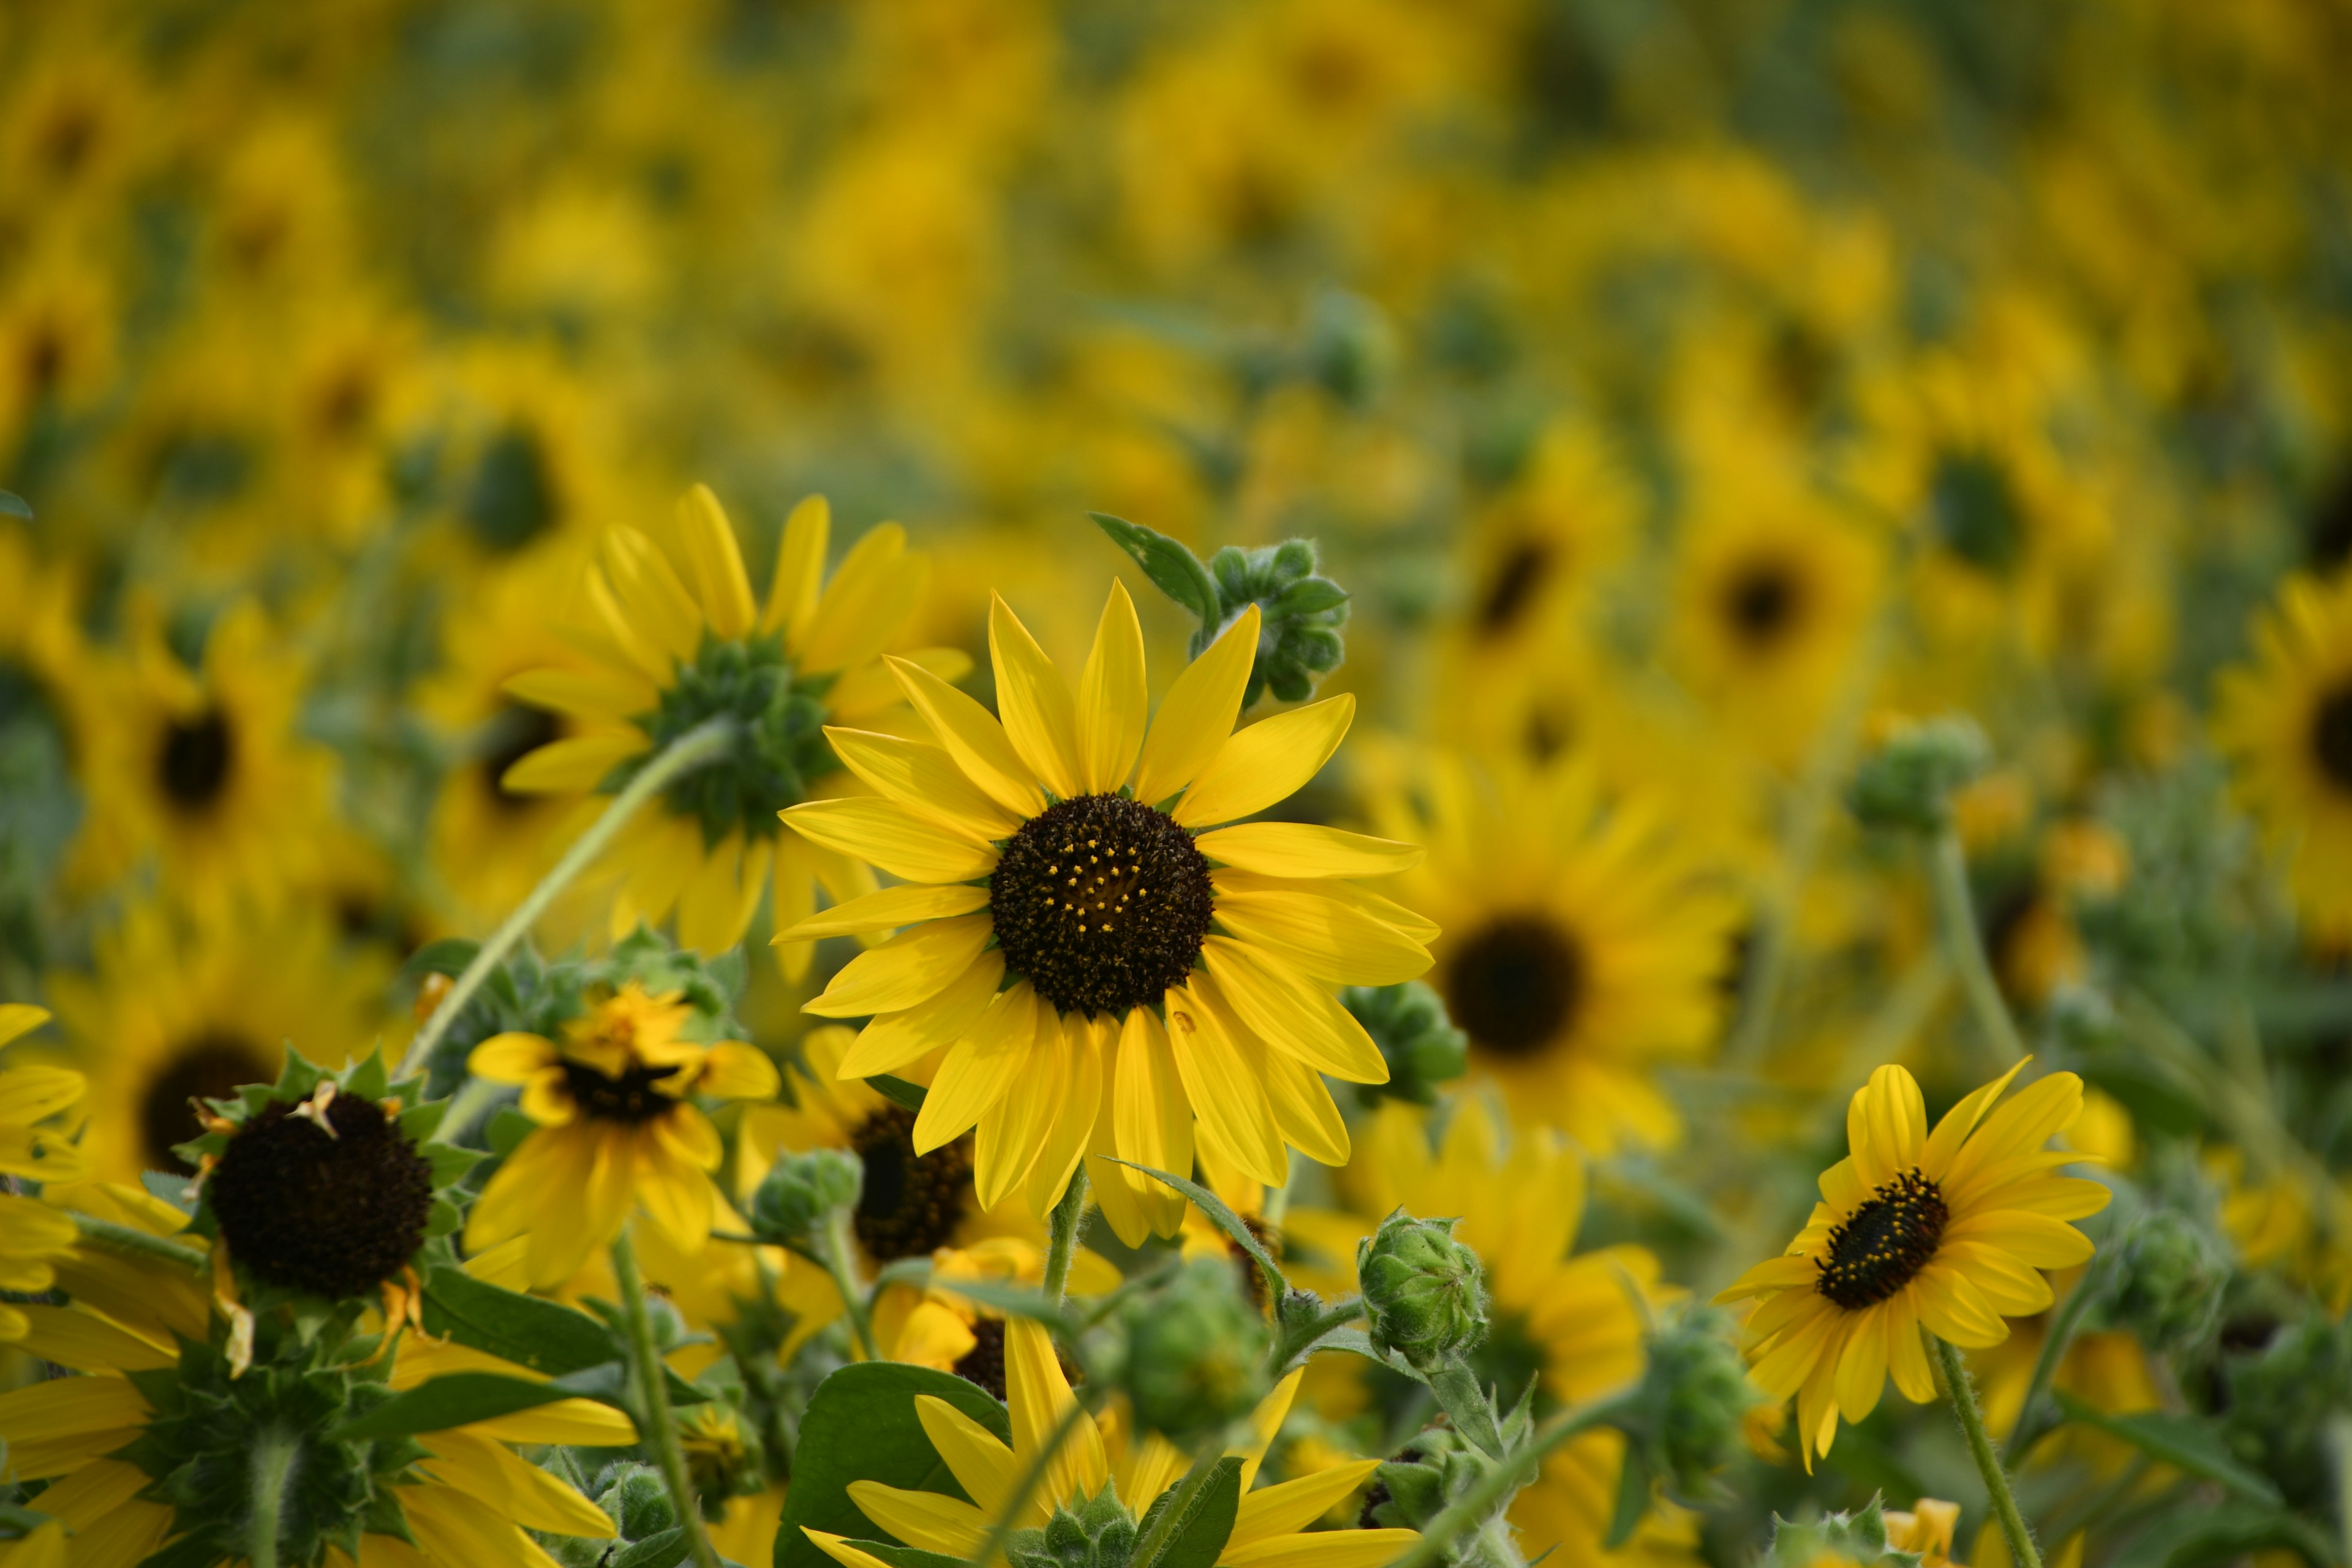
[45,897,393,1183]
[70,598,337,910]
[1364,750,1736,1153]
[1716,1061,2110,1468]
[778,584,1433,1242]
[499,483,970,962]
[466,979,782,1286]
[2213,571,2352,941]
[1,1185,633,1568]
[868,1235,1122,1395]
[0,1006,82,1341]
[805,1318,1418,1568]
[1285,1099,1697,1567]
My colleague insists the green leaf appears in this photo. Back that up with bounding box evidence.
[420,1264,617,1375]
[773,1362,1013,1568]
[332,1366,624,1439]
[1103,1158,1286,1300]
[0,1503,52,1538]
[1088,513,1222,628]
[1603,1445,1651,1550]
[1130,1455,1242,1568]
[1269,578,1349,618]
[865,1074,927,1113]
[1312,1328,1425,1383]
[612,1528,693,1568]
[2105,1498,2340,1568]
[0,491,29,521]
[2050,1392,2282,1505]
[402,938,481,984]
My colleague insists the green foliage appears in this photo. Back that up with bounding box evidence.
[1357,1211,1488,1373]
[1088,515,1348,709]
[1763,1497,1922,1567]
[772,1362,1013,1568]
[1847,716,1990,834]
[750,1147,863,1246]
[1341,982,1469,1109]
[625,633,835,846]
[1108,1259,1270,1443]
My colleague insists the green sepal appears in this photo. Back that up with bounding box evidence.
[420,1264,618,1374]
[424,1195,464,1238]
[613,1527,693,1568]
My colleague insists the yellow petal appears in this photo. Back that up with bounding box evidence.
[469,1032,560,1085]
[420,1426,619,1537]
[602,525,705,662]
[1219,1531,1422,1568]
[889,655,1047,818]
[1109,1007,1192,1241]
[1258,1047,1350,1168]
[829,644,973,721]
[840,950,1007,1079]
[800,525,927,676]
[1172,694,1354,829]
[676,484,756,639]
[782,798,1000,883]
[805,915,996,1019]
[1022,1014,1104,1218]
[1163,982,1286,1186]
[465,1393,641,1446]
[0,1005,50,1051]
[502,668,659,721]
[804,1531,907,1568]
[777,883,994,943]
[1077,582,1148,794]
[698,1042,782,1101]
[914,1395,1017,1515]
[1228,1461,1383,1548]
[1210,884,1431,987]
[677,834,769,955]
[764,494,831,636]
[9,1305,175,1372]
[846,1483,989,1556]
[1198,938,1387,1082]
[989,594,1082,800]
[0,1064,84,1125]
[1193,823,1423,879]
[914,982,1038,1151]
[1005,1319,1107,1506]
[826,728,1025,841]
[500,731,649,794]
[1133,605,1259,805]
[1920,1060,2029,1181]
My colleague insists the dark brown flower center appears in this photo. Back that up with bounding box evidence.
[851,1106,973,1262]
[953,1318,1009,1400]
[209,1095,435,1300]
[481,702,565,811]
[157,707,235,810]
[141,1034,274,1174]
[1722,559,1804,649]
[2311,684,2352,794]
[1447,915,1583,1057]
[1818,1168,1948,1310]
[562,1059,684,1123]
[990,794,1215,1017]
[1477,540,1550,637]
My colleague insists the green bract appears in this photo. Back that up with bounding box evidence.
[1358,1211,1488,1373]
[1112,1257,1271,1442]
[622,633,835,845]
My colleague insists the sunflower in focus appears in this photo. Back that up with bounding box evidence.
[500,483,970,961]
[780,584,1431,1241]
[1286,1099,1697,1566]
[1716,1061,2109,1467]
[805,1317,1418,1568]
[466,979,781,1286]
[1365,751,1736,1153]
[2214,571,2352,941]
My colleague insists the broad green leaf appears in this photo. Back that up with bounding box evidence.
[1103,1158,1287,1300]
[2051,1392,2282,1505]
[421,1264,616,1374]
[333,1366,621,1439]
[865,1074,927,1113]
[773,1362,1013,1568]
[1088,513,1221,628]
[1130,1455,1242,1568]
[0,491,30,521]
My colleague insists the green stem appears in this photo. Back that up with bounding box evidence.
[396,717,737,1080]
[1934,1335,2043,1568]
[1268,1296,1363,1377]
[2006,1253,2113,1464]
[611,1231,725,1568]
[73,1214,209,1273]
[1384,1391,1637,1568]
[248,1424,298,1568]
[821,1206,880,1361]
[1929,827,2027,1068]
[1042,1166,1089,1307]
[964,1394,1090,1568]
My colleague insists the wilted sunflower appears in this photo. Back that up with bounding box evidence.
[1365,752,1735,1153]
[466,979,780,1286]
[500,483,968,960]
[780,584,1431,1241]
[2214,570,2352,941]
[805,1318,1418,1568]
[1716,1061,2109,1467]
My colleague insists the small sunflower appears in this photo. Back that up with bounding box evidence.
[779,583,1432,1242]
[805,1317,1419,1568]
[1285,1099,1697,1567]
[500,483,969,961]
[465,979,782,1286]
[1716,1061,2110,1468]
[1365,751,1736,1153]
[2213,571,2352,941]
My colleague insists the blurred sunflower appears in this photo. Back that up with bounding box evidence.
[46,898,391,1183]
[2213,571,2352,941]
[1365,752,1735,1153]
[71,599,336,909]
[500,484,968,961]
[1286,1099,1698,1566]
[465,979,780,1286]
[0,1006,83,1340]
[782,585,1430,1240]
[807,1317,1418,1568]
[1716,1062,2109,1468]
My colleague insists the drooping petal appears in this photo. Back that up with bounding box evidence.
[1227,1461,1384,1548]
[1164,981,1286,1186]
[1257,1047,1350,1168]
[1108,1007,1192,1240]
[1004,1319,1108,1506]
[1171,694,1354,829]
[1022,1013,1105,1217]
[1132,606,1259,806]
[914,1395,1017,1515]
[499,731,649,794]
[844,1484,990,1556]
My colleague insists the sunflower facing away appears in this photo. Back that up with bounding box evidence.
[465,980,781,1286]
[804,1317,1419,1568]
[1716,1061,2109,1467]
[2214,570,2352,942]
[779,584,1434,1243]
[498,483,969,961]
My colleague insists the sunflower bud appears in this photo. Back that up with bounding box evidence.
[1343,983,1469,1109]
[1111,1257,1270,1442]
[1205,540,1351,708]
[1362,1430,1516,1568]
[1614,1303,1762,1509]
[1358,1211,1488,1373]
[750,1148,862,1246]
[1765,1496,1916,1566]
[1848,716,1990,834]
[1302,287,1398,410]
[2104,1207,2228,1355]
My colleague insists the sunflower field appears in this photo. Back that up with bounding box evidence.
[4,1,2352,1565]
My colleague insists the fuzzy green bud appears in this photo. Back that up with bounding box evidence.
[1847,715,1989,833]
[1358,1210,1488,1372]
[1343,983,1469,1109]
[1008,1484,1137,1568]
[1114,1257,1271,1442]
[2105,1207,2228,1355]
[1765,1497,1921,1567]
[1205,540,1351,708]
[1363,1429,1516,1568]
[596,1461,678,1540]
[1302,287,1398,410]
[1616,1304,1761,1509]
[750,1147,861,1245]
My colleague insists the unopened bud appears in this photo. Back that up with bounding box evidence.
[1114,1257,1270,1442]
[1204,540,1351,709]
[1343,983,1469,1109]
[1617,1303,1760,1507]
[1358,1211,1487,1372]
[2106,1208,2228,1355]
[1765,1496,1913,1566]
[750,1148,861,1245]
[595,1461,677,1541]
[1848,715,1990,833]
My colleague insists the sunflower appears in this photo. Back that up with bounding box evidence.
[869,1235,1123,1398]
[1363,750,1736,1153]
[1284,1099,1698,1567]
[465,979,782,1286]
[779,584,1431,1242]
[1715,1061,2111,1467]
[804,1317,1418,1568]
[2214,571,2352,941]
[499,483,970,962]
[0,1183,633,1568]
[0,1006,82,1341]
[45,897,394,1183]
[70,598,337,910]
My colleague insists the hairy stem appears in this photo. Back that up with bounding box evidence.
[73,1213,209,1273]
[612,1230,725,1568]
[248,1423,298,1568]
[1384,1390,1637,1568]
[1929,827,2027,1068]
[820,1205,879,1361]
[1934,1335,2043,1568]
[396,717,737,1079]
[1042,1166,1089,1306]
